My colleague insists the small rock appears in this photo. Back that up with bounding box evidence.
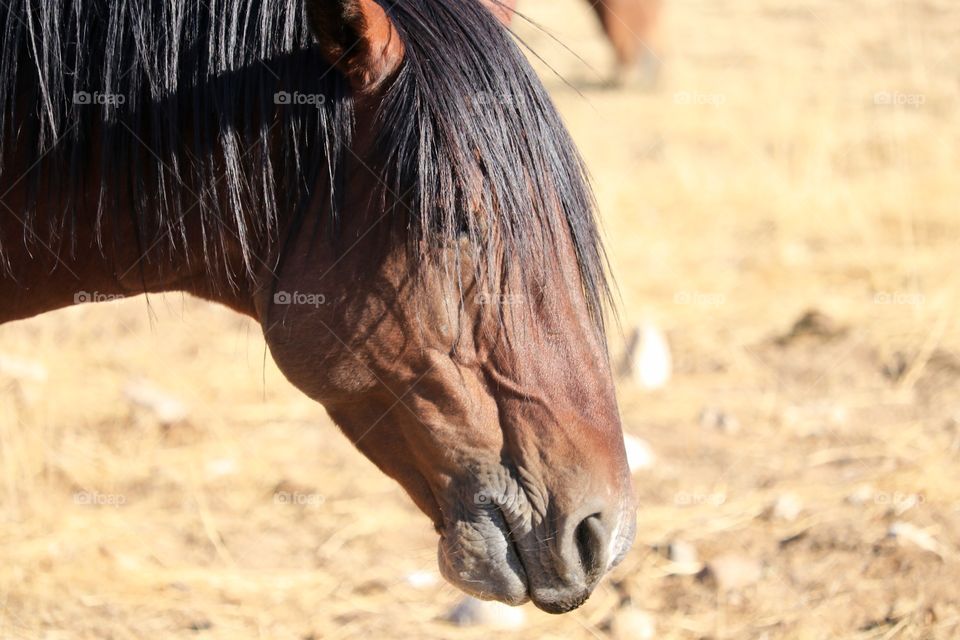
[205,458,238,479]
[404,570,439,589]
[623,434,656,472]
[187,619,212,632]
[781,403,848,436]
[669,540,698,564]
[775,309,848,346]
[0,354,48,382]
[888,522,942,557]
[771,493,803,522]
[702,554,762,591]
[123,379,189,424]
[443,596,526,629]
[699,407,741,434]
[846,485,875,506]
[892,493,923,516]
[610,607,656,640]
[621,323,672,390]
[667,540,701,574]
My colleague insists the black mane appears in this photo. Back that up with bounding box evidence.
[0,0,610,330]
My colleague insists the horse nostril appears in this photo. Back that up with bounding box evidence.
[573,513,608,581]
[530,507,621,613]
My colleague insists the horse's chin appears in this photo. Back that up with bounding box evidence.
[437,518,531,607]
[435,502,637,614]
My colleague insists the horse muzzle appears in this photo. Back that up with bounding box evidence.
[436,483,636,613]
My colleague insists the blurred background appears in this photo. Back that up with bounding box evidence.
[2,0,960,637]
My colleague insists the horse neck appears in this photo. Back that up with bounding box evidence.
[0,187,261,324]
[0,58,368,327]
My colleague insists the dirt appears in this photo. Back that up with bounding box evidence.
[2,0,960,638]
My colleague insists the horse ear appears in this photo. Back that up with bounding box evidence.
[306,0,405,94]
[482,0,517,26]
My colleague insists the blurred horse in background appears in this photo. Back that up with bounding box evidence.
[491,0,664,86]
[0,0,634,614]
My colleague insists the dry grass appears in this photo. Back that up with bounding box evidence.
[3,0,960,637]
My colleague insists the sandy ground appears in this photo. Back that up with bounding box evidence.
[2,0,960,638]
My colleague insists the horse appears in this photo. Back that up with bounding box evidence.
[490,0,663,86]
[0,0,635,614]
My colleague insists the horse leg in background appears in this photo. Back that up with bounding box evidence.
[587,0,663,88]
[482,0,517,25]
[485,0,661,89]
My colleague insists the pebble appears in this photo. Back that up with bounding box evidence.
[782,403,848,436]
[668,540,701,574]
[669,539,698,564]
[888,522,942,557]
[610,607,656,640]
[123,379,189,424]
[622,322,672,390]
[205,458,238,479]
[0,354,48,382]
[704,554,762,591]
[846,484,875,506]
[775,309,848,346]
[623,434,656,472]
[404,570,439,589]
[771,493,803,522]
[444,596,526,629]
[699,406,741,434]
